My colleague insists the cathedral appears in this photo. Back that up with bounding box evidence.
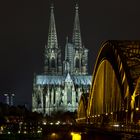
[32,4,92,116]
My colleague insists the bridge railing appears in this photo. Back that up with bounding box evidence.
[76,121,140,134]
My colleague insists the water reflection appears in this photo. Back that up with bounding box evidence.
[71,132,81,140]
[43,131,82,140]
[43,131,123,140]
[50,133,59,139]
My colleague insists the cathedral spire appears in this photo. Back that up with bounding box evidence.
[72,3,82,48]
[44,4,62,75]
[65,36,69,60]
[47,3,58,48]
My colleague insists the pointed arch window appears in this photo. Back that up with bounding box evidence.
[81,58,85,66]
[67,88,72,104]
[51,57,56,68]
[75,58,80,68]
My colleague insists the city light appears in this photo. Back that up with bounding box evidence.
[37,130,42,133]
[7,131,11,134]
[113,124,119,127]
[136,107,139,111]
[55,121,60,125]
[43,122,46,125]
[105,113,108,115]
[125,109,128,112]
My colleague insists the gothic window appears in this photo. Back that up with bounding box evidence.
[49,92,51,104]
[75,58,80,68]
[58,53,61,64]
[59,92,63,106]
[76,91,78,103]
[37,96,41,107]
[43,86,48,96]
[81,58,85,66]
[67,88,72,104]
[51,57,55,68]
[46,59,49,65]
[53,90,55,104]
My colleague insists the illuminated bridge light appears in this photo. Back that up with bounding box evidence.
[136,107,139,111]
[125,109,128,112]
[105,113,108,115]
[111,112,113,115]
[98,114,100,117]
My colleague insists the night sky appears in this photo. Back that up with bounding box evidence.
[0,0,140,108]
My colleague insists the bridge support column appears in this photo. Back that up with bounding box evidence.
[131,110,134,123]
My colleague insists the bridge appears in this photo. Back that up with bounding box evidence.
[77,41,140,127]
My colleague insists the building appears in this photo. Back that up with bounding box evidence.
[4,94,9,105]
[10,94,15,106]
[4,93,15,106]
[32,4,92,116]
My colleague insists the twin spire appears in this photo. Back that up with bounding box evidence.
[47,3,82,48]
[47,4,58,49]
[72,4,82,48]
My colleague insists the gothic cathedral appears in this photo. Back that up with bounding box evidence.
[32,4,92,116]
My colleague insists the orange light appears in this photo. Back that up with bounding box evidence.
[51,133,56,136]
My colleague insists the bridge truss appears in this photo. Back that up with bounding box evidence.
[77,41,140,125]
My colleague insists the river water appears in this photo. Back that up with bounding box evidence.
[42,131,124,140]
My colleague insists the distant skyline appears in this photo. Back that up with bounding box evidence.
[0,0,140,108]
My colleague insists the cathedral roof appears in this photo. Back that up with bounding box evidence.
[36,75,64,85]
[36,75,92,85]
[73,75,92,85]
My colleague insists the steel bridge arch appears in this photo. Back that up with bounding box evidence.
[76,93,88,123]
[77,41,140,124]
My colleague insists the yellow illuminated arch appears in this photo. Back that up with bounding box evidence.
[88,60,122,117]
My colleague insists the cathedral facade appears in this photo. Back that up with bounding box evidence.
[32,4,92,116]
